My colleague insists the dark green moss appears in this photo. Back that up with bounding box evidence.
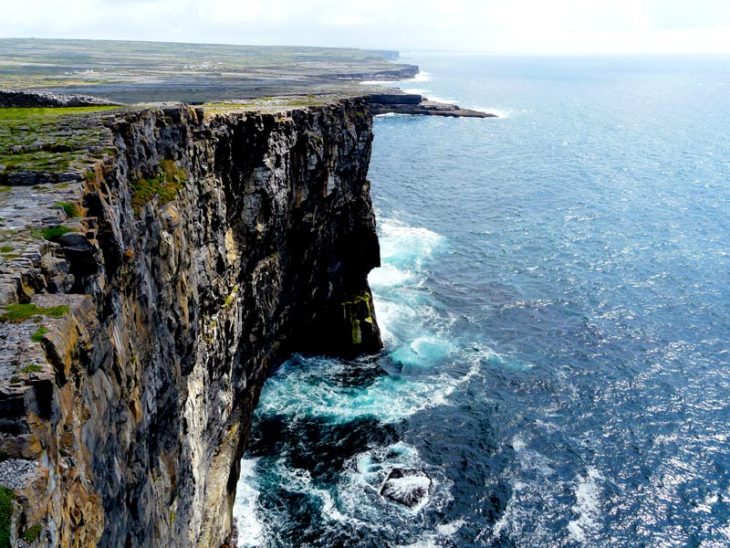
[0,303,69,323]
[40,225,74,242]
[0,246,12,253]
[0,486,12,548]
[0,107,117,124]
[30,326,48,342]
[22,523,42,543]
[53,201,80,218]
[130,159,186,213]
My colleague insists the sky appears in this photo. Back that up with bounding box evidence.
[1,0,730,55]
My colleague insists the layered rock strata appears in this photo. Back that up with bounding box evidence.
[366,93,497,118]
[0,91,119,108]
[0,99,381,546]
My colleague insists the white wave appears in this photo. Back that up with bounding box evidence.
[370,218,445,348]
[360,80,385,85]
[389,336,455,371]
[369,293,440,349]
[341,442,447,516]
[422,95,457,105]
[402,88,426,95]
[437,519,466,536]
[398,540,439,548]
[234,458,266,547]
[256,336,490,425]
[473,106,512,118]
[249,442,450,544]
[368,263,414,289]
[410,71,432,82]
[398,518,467,547]
[369,297,405,347]
[256,352,480,424]
[511,433,554,476]
[484,480,526,543]
[378,218,445,270]
[567,467,604,543]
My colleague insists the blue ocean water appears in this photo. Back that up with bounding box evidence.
[234,55,730,546]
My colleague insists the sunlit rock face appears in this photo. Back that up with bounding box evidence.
[0,99,381,546]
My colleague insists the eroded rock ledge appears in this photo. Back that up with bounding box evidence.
[0,99,381,546]
[366,93,497,118]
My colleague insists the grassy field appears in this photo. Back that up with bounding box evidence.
[0,38,412,103]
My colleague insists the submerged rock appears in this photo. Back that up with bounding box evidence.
[379,468,432,509]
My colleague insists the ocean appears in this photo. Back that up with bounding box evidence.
[234,54,730,546]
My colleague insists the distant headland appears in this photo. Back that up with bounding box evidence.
[0,38,495,117]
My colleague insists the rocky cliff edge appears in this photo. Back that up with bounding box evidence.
[0,98,381,546]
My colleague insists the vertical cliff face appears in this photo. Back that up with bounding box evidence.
[0,99,381,546]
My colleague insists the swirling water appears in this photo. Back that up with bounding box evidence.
[234,55,730,546]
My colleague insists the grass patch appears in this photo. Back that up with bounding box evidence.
[0,106,117,178]
[31,326,48,342]
[0,107,118,124]
[54,201,80,218]
[0,186,10,193]
[0,303,69,323]
[0,246,13,253]
[131,159,187,212]
[40,225,74,242]
[0,486,12,548]
[21,364,43,374]
[22,523,42,543]
[204,95,333,115]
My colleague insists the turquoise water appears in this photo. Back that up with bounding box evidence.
[235,55,730,546]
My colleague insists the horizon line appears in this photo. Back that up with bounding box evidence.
[2,35,730,58]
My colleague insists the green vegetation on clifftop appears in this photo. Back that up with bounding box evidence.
[0,106,117,179]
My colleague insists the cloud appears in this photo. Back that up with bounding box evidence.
[1,0,730,53]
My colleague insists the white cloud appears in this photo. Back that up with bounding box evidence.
[1,0,730,53]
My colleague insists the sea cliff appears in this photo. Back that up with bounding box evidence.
[0,99,381,546]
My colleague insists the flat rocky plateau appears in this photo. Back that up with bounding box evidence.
[0,38,417,104]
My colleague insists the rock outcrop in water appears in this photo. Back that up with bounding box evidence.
[366,94,496,119]
[379,468,432,509]
[0,98,381,546]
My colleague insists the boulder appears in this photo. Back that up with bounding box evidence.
[379,468,432,509]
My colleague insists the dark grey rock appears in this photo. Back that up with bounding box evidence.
[380,468,433,509]
[0,90,120,107]
[367,94,498,118]
[0,99,382,546]
[0,459,38,489]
